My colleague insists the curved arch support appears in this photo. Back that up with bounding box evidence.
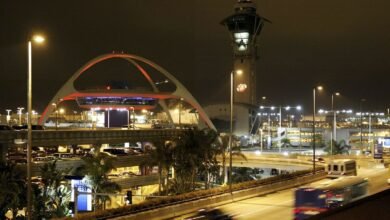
[39,53,215,130]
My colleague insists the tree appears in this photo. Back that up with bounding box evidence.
[218,134,247,185]
[312,134,325,148]
[281,138,291,149]
[169,128,228,193]
[76,152,121,211]
[141,139,174,195]
[40,160,71,218]
[325,140,351,155]
[196,128,220,189]
[171,128,201,193]
[0,162,26,219]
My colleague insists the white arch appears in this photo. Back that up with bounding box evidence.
[40,53,215,130]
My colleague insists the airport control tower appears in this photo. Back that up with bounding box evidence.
[221,0,268,106]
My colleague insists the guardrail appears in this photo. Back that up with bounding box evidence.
[0,129,183,145]
[111,172,326,220]
[68,170,326,220]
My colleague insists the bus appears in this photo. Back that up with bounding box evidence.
[326,159,357,177]
[294,176,368,220]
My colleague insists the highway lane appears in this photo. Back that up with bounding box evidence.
[171,165,389,220]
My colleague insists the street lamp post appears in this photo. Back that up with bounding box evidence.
[107,108,112,128]
[130,107,135,130]
[312,86,323,174]
[17,107,24,125]
[368,113,372,153]
[51,103,58,129]
[360,99,366,151]
[178,98,184,128]
[330,92,340,155]
[27,34,45,220]
[6,109,11,124]
[126,109,130,129]
[229,70,234,194]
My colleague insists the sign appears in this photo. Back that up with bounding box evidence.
[71,179,92,211]
[383,137,390,148]
[374,143,383,159]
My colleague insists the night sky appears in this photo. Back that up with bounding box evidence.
[1,0,389,114]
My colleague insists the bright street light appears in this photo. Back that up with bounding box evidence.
[32,35,45,43]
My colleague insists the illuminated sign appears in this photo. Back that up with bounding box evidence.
[71,179,92,211]
[236,83,247,92]
[383,137,390,148]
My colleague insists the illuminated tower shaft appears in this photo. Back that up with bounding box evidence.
[222,0,268,105]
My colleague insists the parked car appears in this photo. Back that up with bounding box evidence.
[0,125,12,130]
[121,171,140,177]
[121,124,138,130]
[308,157,325,163]
[53,153,74,159]
[12,124,45,130]
[107,173,121,179]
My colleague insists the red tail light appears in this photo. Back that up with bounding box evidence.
[293,208,301,214]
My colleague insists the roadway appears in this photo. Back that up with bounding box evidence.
[171,163,389,220]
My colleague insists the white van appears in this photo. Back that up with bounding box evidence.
[326,159,357,177]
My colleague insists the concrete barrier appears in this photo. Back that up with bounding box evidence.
[111,172,326,220]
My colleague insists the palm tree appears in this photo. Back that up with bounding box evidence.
[171,128,200,193]
[40,160,71,218]
[170,128,226,192]
[0,162,26,219]
[196,128,220,189]
[141,139,173,195]
[218,134,247,185]
[76,152,121,211]
[325,140,351,155]
[281,138,291,149]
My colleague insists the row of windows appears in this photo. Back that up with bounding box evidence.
[77,97,157,106]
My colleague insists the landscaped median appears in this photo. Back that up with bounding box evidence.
[60,168,326,220]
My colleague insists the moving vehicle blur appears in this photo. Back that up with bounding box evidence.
[185,208,232,220]
[294,176,368,220]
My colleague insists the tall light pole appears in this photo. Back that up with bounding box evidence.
[130,107,135,130]
[17,107,24,125]
[51,103,58,129]
[228,69,242,192]
[360,99,366,151]
[330,92,340,155]
[6,109,11,124]
[229,70,235,193]
[106,108,112,128]
[179,98,184,128]
[312,86,322,174]
[368,112,372,153]
[126,109,130,129]
[27,34,45,220]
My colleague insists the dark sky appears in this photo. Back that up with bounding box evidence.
[1,0,389,114]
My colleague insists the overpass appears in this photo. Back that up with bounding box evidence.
[0,129,183,161]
